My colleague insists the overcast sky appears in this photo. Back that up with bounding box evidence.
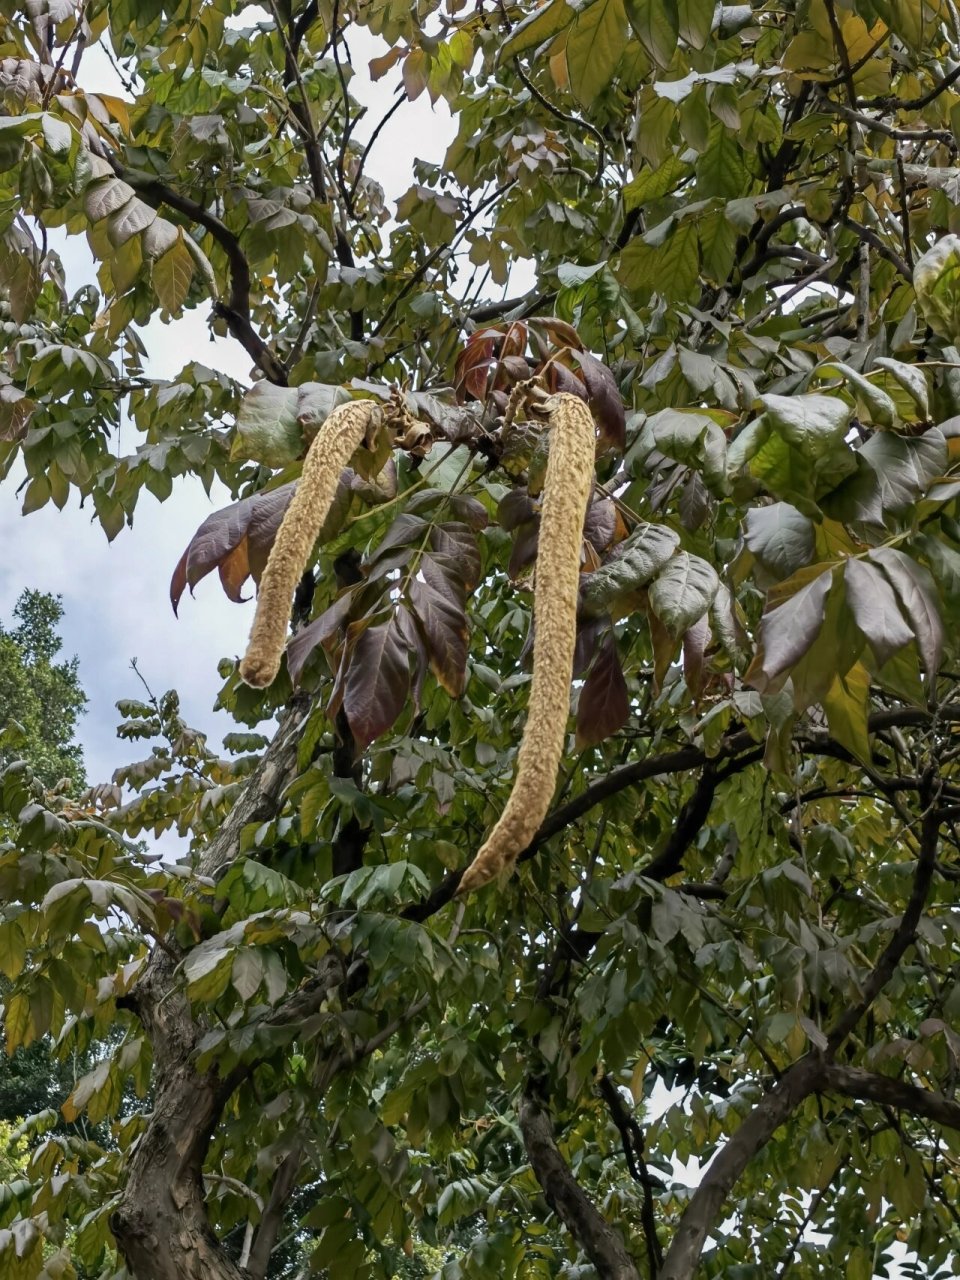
[0,21,456,786]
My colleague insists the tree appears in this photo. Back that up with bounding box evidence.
[0,590,85,791]
[2,1,960,1277]
[0,592,87,1138]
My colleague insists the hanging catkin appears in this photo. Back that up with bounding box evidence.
[458,393,596,894]
[239,399,376,688]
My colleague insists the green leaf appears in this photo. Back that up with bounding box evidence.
[231,948,265,1002]
[566,0,628,104]
[580,521,680,615]
[820,361,897,428]
[648,552,719,635]
[843,558,914,665]
[233,381,350,467]
[184,945,234,1003]
[625,0,678,69]
[821,662,871,762]
[760,393,852,458]
[873,357,929,419]
[622,153,689,210]
[640,408,727,494]
[500,0,575,59]
[859,429,946,512]
[0,922,25,981]
[151,232,196,314]
[744,503,815,579]
[914,233,960,342]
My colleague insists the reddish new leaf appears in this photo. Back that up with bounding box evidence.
[583,497,616,554]
[454,334,496,402]
[576,631,630,748]
[170,482,296,614]
[429,522,482,590]
[546,362,589,399]
[286,591,358,686]
[409,568,469,696]
[340,617,413,749]
[509,522,539,579]
[573,614,607,678]
[683,615,710,702]
[498,488,537,531]
[529,316,585,352]
[572,349,626,452]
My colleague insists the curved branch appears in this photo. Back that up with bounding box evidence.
[598,1075,664,1275]
[109,160,288,385]
[822,1063,960,1130]
[826,776,940,1052]
[520,1084,641,1280]
[513,58,605,185]
[658,1055,826,1280]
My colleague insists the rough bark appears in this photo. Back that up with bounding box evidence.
[658,1055,825,1280]
[111,698,311,1278]
[519,1086,641,1280]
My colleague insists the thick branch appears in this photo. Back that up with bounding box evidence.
[246,1149,303,1280]
[822,1064,960,1130]
[519,1085,641,1280]
[643,750,764,882]
[659,1055,826,1280]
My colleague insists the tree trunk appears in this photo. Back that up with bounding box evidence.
[110,701,310,1278]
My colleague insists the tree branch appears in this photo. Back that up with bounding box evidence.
[843,216,913,283]
[598,1074,663,1276]
[108,160,288,385]
[822,1063,960,1131]
[513,58,605,185]
[826,775,940,1051]
[658,1055,826,1280]
[246,1149,303,1280]
[519,1083,641,1280]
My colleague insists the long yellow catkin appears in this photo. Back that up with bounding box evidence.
[239,399,376,688]
[458,393,596,894]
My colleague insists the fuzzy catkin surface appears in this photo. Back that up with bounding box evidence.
[459,394,596,894]
[239,400,376,688]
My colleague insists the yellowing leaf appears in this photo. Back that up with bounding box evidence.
[152,231,195,315]
[822,662,871,762]
[566,0,627,105]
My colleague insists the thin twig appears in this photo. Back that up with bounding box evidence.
[823,0,858,105]
[349,87,405,202]
[513,58,606,185]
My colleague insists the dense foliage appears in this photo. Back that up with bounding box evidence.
[0,591,85,792]
[1,1,960,1278]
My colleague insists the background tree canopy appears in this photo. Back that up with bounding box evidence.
[2,1,960,1278]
